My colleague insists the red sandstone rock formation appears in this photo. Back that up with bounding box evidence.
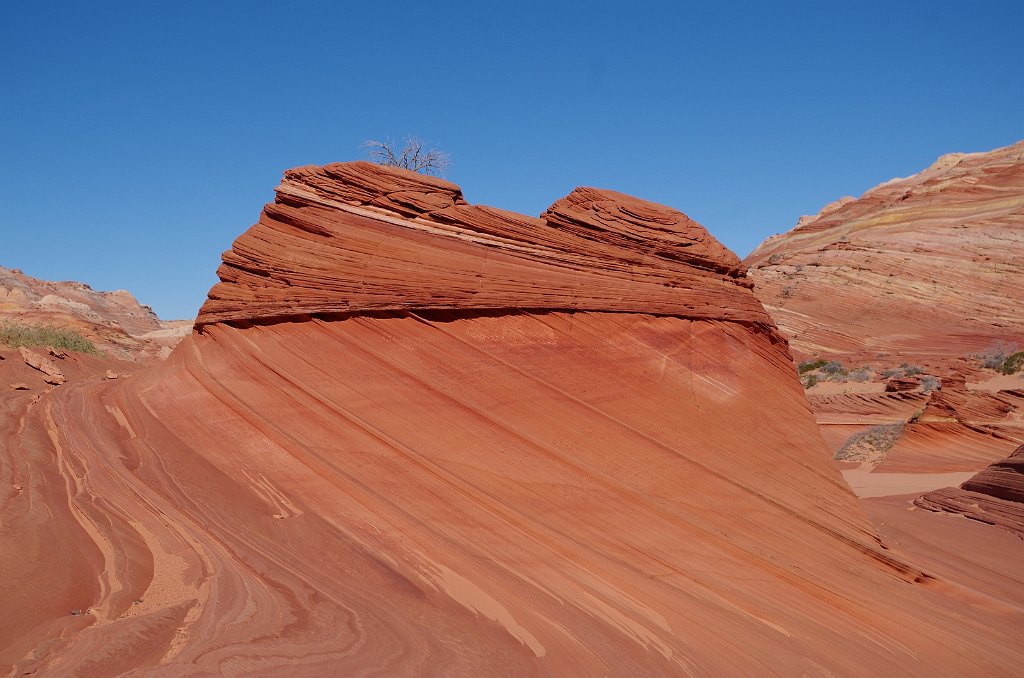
[874,388,1024,472]
[199,162,768,328]
[885,376,920,392]
[916,445,1024,536]
[811,384,1024,470]
[746,140,1024,370]
[0,266,190,361]
[3,163,1023,675]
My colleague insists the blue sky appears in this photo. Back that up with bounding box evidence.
[3,1,1022,320]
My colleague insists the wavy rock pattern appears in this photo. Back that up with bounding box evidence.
[876,388,1024,472]
[4,163,1023,675]
[916,445,1024,536]
[746,140,1024,365]
[199,162,770,330]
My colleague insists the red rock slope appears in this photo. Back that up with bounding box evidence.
[745,140,1024,366]
[4,163,1022,675]
[0,266,190,361]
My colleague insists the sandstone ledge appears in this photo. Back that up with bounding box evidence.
[198,162,774,332]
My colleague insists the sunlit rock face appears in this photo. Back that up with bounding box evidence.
[746,140,1024,371]
[198,161,768,328]
[4,162,1022,676]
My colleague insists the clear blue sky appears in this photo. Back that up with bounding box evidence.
[3,1,1022,320]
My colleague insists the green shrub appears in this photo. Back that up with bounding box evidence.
[801,373,819,389]
[1001,352,1024,375]
[0,321,98,354]
[798,359,828,374]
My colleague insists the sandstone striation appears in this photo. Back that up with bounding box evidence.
[746,140,1024,368]
[916,445,1024,536]
[4,162,1023,675]
[0,266,190,361]
[874,387,1024,472]
[199,162,770,330]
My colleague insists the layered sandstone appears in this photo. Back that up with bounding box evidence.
[875,387,1024,472]
[916,445,1024,536]
[4,163,1023,675]
[0,266,190,360]
[199,162,770,329]
[746,140,1024,368]
[809,384,1024,472]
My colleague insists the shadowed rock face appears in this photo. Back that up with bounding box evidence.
[5,163,1024,675]
[745,140,1024,368]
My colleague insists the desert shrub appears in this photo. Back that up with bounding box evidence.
[909,409,924,424]
[920,375,940,392]
[834,424,904,461]
[902,363,923,376]
[0,321,98,354]
[974,342,1019,371]
[848,367,872,382]
[801,374,819,389]
[882,364,925,379]
[820,360,847,376]
[798,359,828,374]
[1001,352,1024,375]
[982,353,1006,370]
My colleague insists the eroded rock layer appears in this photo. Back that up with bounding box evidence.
[917,445,1024,536]
[4,163,1023,675]
[199,162,771,329]
[745,140,1024,365]
[875,388,1024,472]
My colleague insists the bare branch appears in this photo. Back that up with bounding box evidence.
[362,136,450,176]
